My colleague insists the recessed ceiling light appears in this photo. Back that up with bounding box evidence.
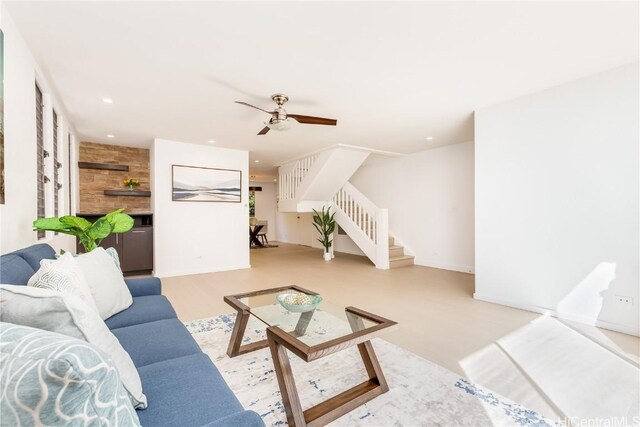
[102,98,113,104]
[208,140,215,144]
[426,136,433,140]
[254,160,260,163]
[107,134,115,138]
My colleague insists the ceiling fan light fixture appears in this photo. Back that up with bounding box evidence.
[266,119,291,131]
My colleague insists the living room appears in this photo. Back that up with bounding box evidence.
[0,1,638,427]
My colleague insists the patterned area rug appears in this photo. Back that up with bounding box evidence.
[185,314,557,427]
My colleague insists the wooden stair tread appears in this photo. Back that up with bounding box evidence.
[389,255,414,261]
[389,253,415,269]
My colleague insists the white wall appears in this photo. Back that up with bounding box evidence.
[333,230,366,257]
[276,210,367,257]
[276,212,314,246]
[253,182,277,242]
[350,141,475,272]
[151,138,249,277]
[475,63,639,336]
[0,5,77,255]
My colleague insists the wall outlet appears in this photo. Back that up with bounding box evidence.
[615,295,634,306]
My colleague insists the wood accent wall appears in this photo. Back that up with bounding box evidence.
[79,142,151,213]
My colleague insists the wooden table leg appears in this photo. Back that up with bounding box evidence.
[268,330,306,427]
[346,311,389,392]
[293,309,315,336]
[250,225,264,247]
[227,308,250,357]
[267,324,390,427]
[227,308,269,357]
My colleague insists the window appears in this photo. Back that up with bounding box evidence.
[35,84,46,239]
[53,109,60,218]
[248,186,262,217]
[249,191,255,217]
[67,132,72,211]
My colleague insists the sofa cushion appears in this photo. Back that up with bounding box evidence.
[111,319,201,368]
[0,254,34,285]
[200,411,265,427]
[0,322,141,427]
[13,243,56,271]
[124,277,162,297]
[137,353,246,427]
[105,295,176,329]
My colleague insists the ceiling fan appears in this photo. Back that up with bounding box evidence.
[235,94,337,135]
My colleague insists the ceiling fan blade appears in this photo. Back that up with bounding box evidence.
[235,101,274,114]
[287,114,337,126]
[257,126,270,135]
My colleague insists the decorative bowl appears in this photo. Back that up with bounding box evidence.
[276,293,323,313]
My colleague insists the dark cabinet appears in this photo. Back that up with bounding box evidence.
[121,227,153,273]
[76,213,153,275]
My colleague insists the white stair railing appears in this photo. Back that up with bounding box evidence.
[331,182,389,269]
[279,154,318,201]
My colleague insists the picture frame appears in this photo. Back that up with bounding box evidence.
[172,164,241,203]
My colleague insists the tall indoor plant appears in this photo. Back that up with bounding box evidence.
[312,207,336,261]
[33,208,134,253]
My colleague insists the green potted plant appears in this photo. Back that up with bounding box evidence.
[312,207,336,261]
[33,208,134,253]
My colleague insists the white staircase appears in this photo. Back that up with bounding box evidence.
[331,182,389,269]
[278,145,414,269]
[278,146,370,213]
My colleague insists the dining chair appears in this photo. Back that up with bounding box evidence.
[257,220,269,246]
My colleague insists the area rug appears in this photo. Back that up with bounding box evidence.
[185,314,557,427]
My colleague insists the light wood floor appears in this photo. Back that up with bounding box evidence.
[162,243,640,420]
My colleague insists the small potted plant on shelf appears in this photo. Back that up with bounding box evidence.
[123,178,140,191]
[312,207,336,261]
[33,208,134,253]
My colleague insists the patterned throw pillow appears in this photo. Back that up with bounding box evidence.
[27,252,100,313]
[0,285,147,409]
[0,322,141,427]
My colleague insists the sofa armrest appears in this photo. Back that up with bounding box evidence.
[200,411,264,427]
[124,277,162,297]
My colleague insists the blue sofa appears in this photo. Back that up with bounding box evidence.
[0,243,264,427]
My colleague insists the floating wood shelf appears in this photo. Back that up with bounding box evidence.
[104,190,151,197]
[78,162,129,171]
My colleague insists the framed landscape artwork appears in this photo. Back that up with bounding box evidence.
[172,165,241,203]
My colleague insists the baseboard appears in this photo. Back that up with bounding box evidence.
[156,264,251,278]
[275,238,312,247]
[416,259,475,274]
[474,292,640,337]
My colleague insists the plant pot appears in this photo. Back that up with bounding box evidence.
[128,184,135,191]
[323,252,332,261]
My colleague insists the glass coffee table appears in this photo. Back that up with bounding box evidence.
[223,285,397,427]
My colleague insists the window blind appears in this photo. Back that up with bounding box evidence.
[36,84,45,239]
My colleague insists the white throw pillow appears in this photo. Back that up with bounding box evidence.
[0,285,147,409]
[27,252,100,313]
[105,247,123,271]
[75,247,132,320]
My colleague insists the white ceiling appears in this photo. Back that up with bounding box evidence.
[7,1,639,178]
